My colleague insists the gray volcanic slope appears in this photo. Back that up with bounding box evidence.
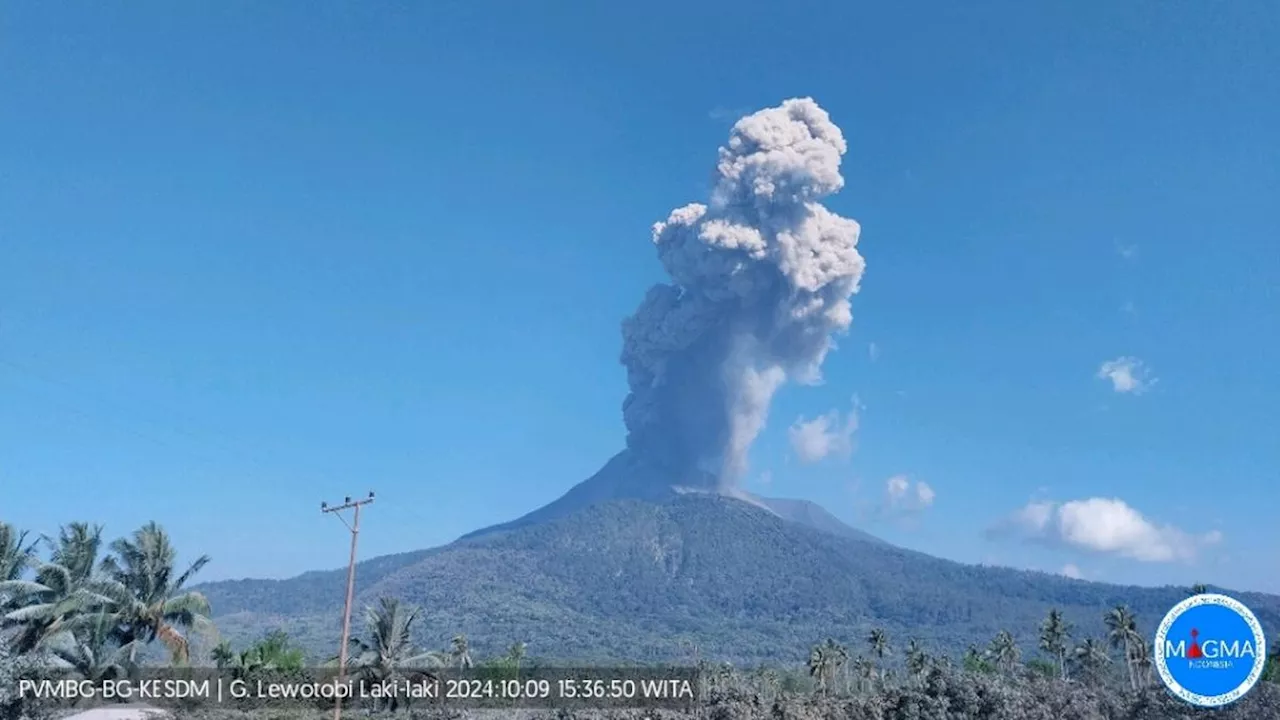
[197,457,1280,664]
[458,450,881,545]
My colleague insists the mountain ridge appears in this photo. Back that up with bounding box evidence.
[458,449,882,546]
[197,489,1280,665]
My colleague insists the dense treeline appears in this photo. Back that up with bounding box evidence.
[3,520,1279,720]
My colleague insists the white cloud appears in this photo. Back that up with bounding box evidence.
[756,470,773,487]
[788,406,858,463]
[1060,563,1084,579]
[1097,356,1155,394]
[886,475,909,501]
[915,481,936,507]
[1011,500,1054,532]
[868,342,880,362]
[885,474,934,512]
[990,497,1221,563]
[1117,243,1139,260]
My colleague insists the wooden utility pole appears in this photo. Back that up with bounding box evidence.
[322,491,374,720]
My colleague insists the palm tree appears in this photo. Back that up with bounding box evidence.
[989,630,1021,674]
[211,641,237,670]
[1039,609,1072,680]
[866,628,889,680]
[96,522,212,665]
[905,639,928,684]
[808,639,847,694]
[850,656,873,693]
[344,598,446,712]
[1,523,111,653]
[0,521,36,636]
[450,633,473,670]
[48,524,104,584]
[254,630,306,671]
[1104,605,1140,690]
[42,614,137,685]
[1131,636,1153,688]
[0,523,36,584]
[807,644,826,694]
[220,630,307,678]
[1072,637,1111,682]
[803,638,834,691]
[826,639,848,692]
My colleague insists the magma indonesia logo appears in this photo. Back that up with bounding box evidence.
[1154,593,1267,707]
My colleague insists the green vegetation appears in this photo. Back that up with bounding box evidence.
[196,496,1280,664]
[212,629,306,676]
[328,598,444,712]
[0,526,37,584]
[449,633,472,669]
[0,520,213,719]
[1037,608,1070,679]
[4,510,1280,719]
[0,521,211,665]
[805,637,846,694]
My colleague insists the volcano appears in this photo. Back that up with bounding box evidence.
[459,449,883,546]
[196,462,1280,664]
[193,99,1280,663]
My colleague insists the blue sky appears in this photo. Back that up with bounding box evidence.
[2,2,1276,593]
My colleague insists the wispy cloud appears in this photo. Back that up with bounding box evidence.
[708,105,751,122]
[1097,356,1155,394]
[1116,243,1139,261]
[868,342,881,362]
[1060,563,1084,579]
[885,474,935,512]
[988,497,1221,564]
[788,401,859,463]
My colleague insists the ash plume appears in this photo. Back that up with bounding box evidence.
[620,98,866,489]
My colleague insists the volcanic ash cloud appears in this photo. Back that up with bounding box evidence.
[619,98,866,488]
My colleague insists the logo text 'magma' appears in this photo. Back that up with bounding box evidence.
[1163,640,1258,659]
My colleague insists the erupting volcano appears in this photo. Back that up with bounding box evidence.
[462,98,871,540]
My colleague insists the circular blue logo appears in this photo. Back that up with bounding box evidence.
[1154,593,1267,707]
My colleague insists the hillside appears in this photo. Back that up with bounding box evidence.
[458,450,883,547]
[198,493,1280,665]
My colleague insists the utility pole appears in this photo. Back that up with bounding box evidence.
[321,491,374,720]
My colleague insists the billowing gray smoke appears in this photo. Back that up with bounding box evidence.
[620,98,866,489]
